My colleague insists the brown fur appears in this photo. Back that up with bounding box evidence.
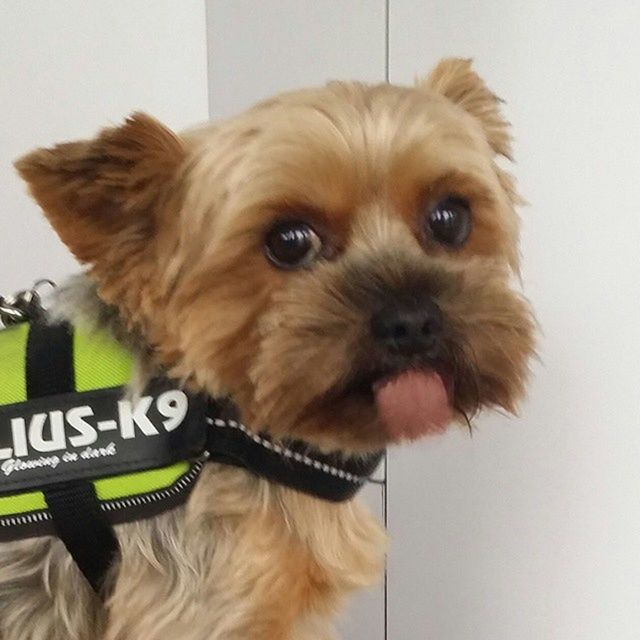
[3,58,535,639]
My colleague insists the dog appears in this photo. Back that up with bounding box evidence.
[1,58,535,640]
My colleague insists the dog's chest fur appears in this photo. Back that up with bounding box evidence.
[108,465,385,640]
[0,463,384,640]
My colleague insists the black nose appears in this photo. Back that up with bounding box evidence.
[370,297,443,357]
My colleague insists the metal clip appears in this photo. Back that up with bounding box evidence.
[0,279,56,328]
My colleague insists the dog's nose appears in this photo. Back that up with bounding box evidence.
[370,297,443,357]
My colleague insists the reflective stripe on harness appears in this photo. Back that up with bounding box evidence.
[0,459,195,522]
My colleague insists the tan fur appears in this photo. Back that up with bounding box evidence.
[423,57,512,159]
[4,58,535,639]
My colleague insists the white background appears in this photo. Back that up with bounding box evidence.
[388,3,640,639]
[2,2,640,639]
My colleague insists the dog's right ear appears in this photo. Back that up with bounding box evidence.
[15,113,186,267]
[422,58,512,160]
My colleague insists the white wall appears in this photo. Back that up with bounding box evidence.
[387,2,640,639]
[0,0,208,294]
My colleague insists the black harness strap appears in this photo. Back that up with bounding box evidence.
[26,322,119,592]
[206,400,384,502]
[42,481,118,591]
[25,322,74,398]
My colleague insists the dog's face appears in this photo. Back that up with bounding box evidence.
[16,59,535,453]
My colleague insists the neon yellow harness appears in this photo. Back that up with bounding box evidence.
[0,323,203,536]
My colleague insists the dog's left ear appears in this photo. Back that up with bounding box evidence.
[422,58,512,160]
[15,112,185,268]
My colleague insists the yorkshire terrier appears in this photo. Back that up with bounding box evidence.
[2,58,535,640]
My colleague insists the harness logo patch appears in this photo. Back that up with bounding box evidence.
[0,385,205,491]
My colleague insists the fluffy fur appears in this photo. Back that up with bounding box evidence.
[2,58,535,639]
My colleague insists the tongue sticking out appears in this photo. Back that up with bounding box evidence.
[374,370,452,440]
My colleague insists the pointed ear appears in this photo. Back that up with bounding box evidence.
[422,58,512,160]
[14,113,186,266]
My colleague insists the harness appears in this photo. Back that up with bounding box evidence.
[0,306,383,593]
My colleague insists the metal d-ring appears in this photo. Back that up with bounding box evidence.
[0,279,56,327]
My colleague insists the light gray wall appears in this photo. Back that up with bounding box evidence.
[206,0,386,120]
[387,2,640,639]
[0,0,208,294]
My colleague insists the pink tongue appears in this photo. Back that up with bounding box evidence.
[374,370,452,440]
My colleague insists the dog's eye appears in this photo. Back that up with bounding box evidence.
[265,221,323,269]
[425,196,472,248]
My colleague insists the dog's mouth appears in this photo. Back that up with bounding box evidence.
[339,366,454,441]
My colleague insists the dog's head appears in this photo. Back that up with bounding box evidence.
[16,59,535,453]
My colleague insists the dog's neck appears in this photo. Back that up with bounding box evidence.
[49,274,383,499]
